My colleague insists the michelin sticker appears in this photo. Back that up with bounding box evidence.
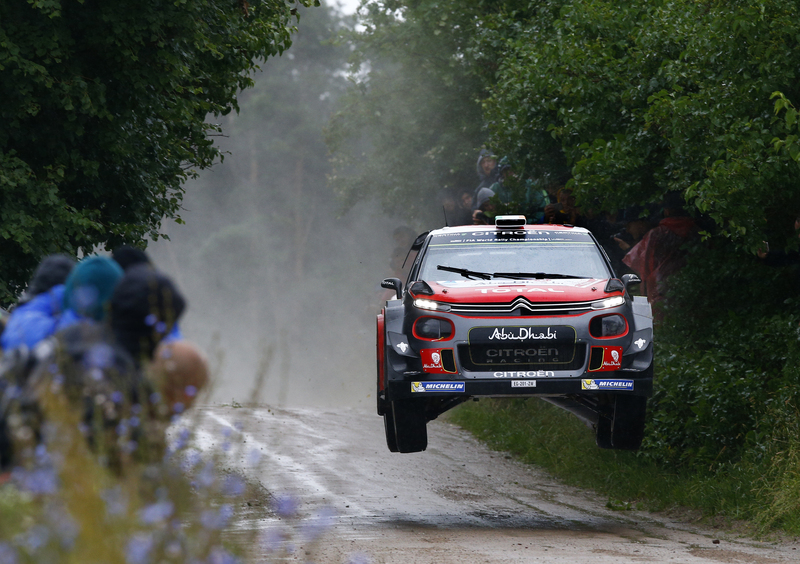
[411,382,466,393]
[581,379,634,391]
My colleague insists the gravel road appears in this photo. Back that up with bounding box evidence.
[190,405,799,563]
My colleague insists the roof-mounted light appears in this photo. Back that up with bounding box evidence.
[495,215,527,228]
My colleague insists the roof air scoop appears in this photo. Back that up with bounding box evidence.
[410,280,435,296]
[495,215,527,228]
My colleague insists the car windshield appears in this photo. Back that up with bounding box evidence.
[417,229,612,282]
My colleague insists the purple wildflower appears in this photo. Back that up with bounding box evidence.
[17,525,49,554]
[245,448,262,466]
[125,533,155,564]
[155,321,167,334]
[272,494,299,518]
[172,402,185,414]
[185,385,197,398]
[101,486,128,517]
[346,553,372,564]
[200,504,234,530]
[85,343,115,369]
[0,542,19,564]
[222,475,245,497]
[300,506,336,542]
[111,391,124,404]
[139,500,174,524]
[180,450,202,471]
[197,462,216,489]
[207,546,239,564]
[144,314,158,327]
[13,467,58,495]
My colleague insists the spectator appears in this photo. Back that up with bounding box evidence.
[473,187,497,224]
[111,245,151,271]
[623,192,697,304]
[1,254,76,352]
[472,149,500,209]
[56,256,124,331]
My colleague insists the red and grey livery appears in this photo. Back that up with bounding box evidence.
[377,216,653,453]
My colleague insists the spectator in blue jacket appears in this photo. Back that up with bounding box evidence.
[1,254,75,352]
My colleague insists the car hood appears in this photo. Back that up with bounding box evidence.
[422,279,615,303]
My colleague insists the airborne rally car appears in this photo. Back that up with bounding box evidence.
[377,216,653,453]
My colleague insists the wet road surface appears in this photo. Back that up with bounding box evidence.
[190,405,799,563]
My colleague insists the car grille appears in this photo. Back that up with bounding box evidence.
[457,343,587,372]
[457,325,587,372]
[448,297,594,317]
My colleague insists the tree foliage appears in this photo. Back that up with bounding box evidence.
[0,0,317,304]
[484,0,800,250]
[326,0,519,225]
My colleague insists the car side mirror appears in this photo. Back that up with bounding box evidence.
[381,277,403,299]
[621,273,641,290]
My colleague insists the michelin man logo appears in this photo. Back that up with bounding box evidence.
[581,379,599,390]
[411,382,425,393]
[431,352,441,366]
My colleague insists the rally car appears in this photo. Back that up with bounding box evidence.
[377,216,653,453]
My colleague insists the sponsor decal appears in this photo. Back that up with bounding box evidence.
[476,288,565,294]
[511,380,537,388]
[581,379,634,391]
[588,346,623,372]
[420,349,456,374]
[397,341,409,353]
[494,370,555,378]
[488,327,557,341]
[634,338,646,349]
[411,381,465,393]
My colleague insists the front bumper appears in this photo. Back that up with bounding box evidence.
[386,372,653,400]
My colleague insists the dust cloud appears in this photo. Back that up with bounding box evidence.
[146,3,412,410]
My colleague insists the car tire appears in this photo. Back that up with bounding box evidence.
[610,394,647,450]
[383,413,399,452]
[390,399,427,453]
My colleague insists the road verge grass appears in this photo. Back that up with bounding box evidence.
[447,397,791,534]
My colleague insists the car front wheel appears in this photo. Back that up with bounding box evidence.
[389,399,427,453]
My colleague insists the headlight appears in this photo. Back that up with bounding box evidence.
[413,299,452,312]
[590,296,625,310]
[414,317,454,341]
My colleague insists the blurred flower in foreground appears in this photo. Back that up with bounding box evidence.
[139,500,174,524]
[125,532,154,564]
[272,494,299,518]
[300,506,336,542]
[347,552,372,564]
[0,542,19,564]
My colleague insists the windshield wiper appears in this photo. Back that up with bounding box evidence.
[492,272,584,280]
[437,265,492,280]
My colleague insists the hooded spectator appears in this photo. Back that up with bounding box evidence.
[1,254,76,352]
[23,254,75,301]
[109,264,186,365]
[472,149,500,209]
[473,187,497,224]
[112,245,152,272]
[56,256,124,331]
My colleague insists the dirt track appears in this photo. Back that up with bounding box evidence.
[191,405,799,563]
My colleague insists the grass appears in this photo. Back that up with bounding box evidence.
[446,397,793,535]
